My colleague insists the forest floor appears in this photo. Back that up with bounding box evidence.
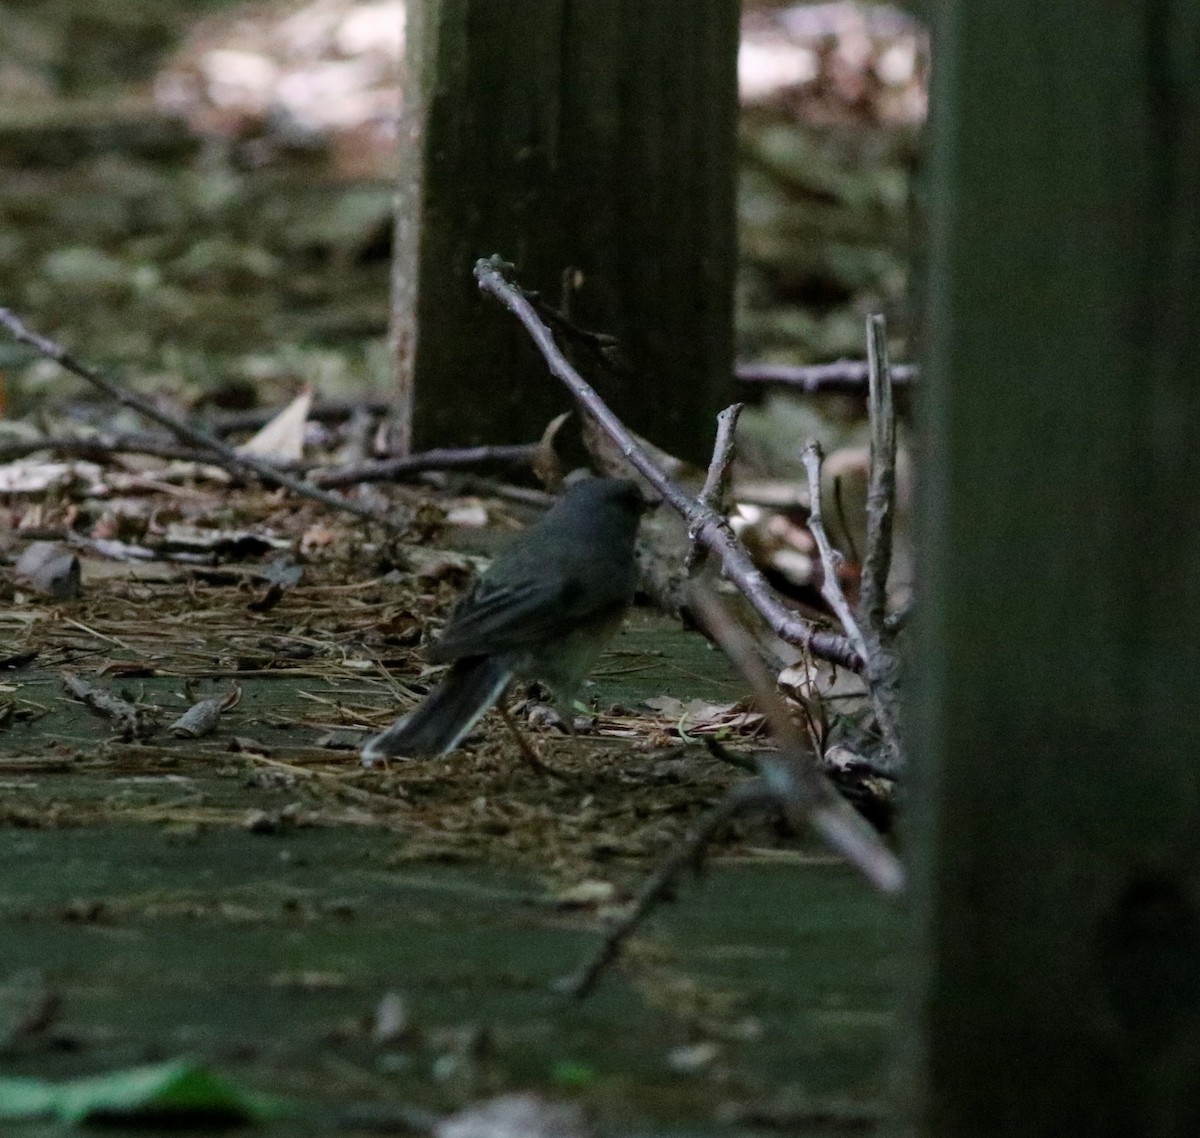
[2,477,898,1136]
[0,2,910,1132]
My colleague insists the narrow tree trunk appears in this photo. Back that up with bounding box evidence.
[391,0,739,462]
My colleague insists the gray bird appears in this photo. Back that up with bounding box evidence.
[362,477,643,763]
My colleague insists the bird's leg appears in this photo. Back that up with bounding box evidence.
[557,699,579,737]
[527,681,580,737]
[496,700,572,782]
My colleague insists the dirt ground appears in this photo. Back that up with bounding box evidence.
[0,476,897,1134]
[0,3,910,1128]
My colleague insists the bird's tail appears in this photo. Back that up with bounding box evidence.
[361,655,514,764]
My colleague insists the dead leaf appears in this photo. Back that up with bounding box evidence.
[300,523,338,551]
[0,460,106,495]
[169,697,226,737]
[532,411,571,491]
[14,541,81,599]
[551,880,617,909]
[371,991,410,1045]
[236,386,313,461]
[643,696,763,736]
[666,1040,720,1073]
[445,502,489,528]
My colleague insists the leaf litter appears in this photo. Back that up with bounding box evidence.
[0,436,793,881]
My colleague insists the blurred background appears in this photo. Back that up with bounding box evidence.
[0,0,925,416]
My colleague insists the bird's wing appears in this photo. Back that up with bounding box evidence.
[426,568,616,662]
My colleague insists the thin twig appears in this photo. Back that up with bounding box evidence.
[446,477,556,510]
[697,403,743,516]
[735,359,918,392]
[686,402,743,575]
[561,587,904,999]
[0,309,405,531]
[496,702,572,783]
[473,256,859,671]
[558,778,778,999]
[687,585,903,895]
[860,314,896,632]
[0,433,540,493]
[0,432,204,465]
[207,398,392,436]
[0,432,270,467]
[527,292,634,376]
[801,442,904,771]
[311,444,539,488]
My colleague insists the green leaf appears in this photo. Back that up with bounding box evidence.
[0,1058,287,1125]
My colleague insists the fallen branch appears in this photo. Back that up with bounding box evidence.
[474,256,859,671]
[559,778,779,999]
[735,358,918,393]
[311,443,539,488]
[560,585,904,998]
[445,477,556,509]
[0,309,405,531]
[62,671,158,741]
[207,398,392,436]
[801,442,904,771]
[0,431,303,469]
[0,431,543,497]
[688,584,903,896]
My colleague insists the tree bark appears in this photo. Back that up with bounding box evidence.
[905,5,1200,1135]
[391,0,739,462]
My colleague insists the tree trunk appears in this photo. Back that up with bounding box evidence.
[391,0,739,462]
[905,5,1200,1135]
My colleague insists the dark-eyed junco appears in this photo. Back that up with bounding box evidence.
[362,477,643,763]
